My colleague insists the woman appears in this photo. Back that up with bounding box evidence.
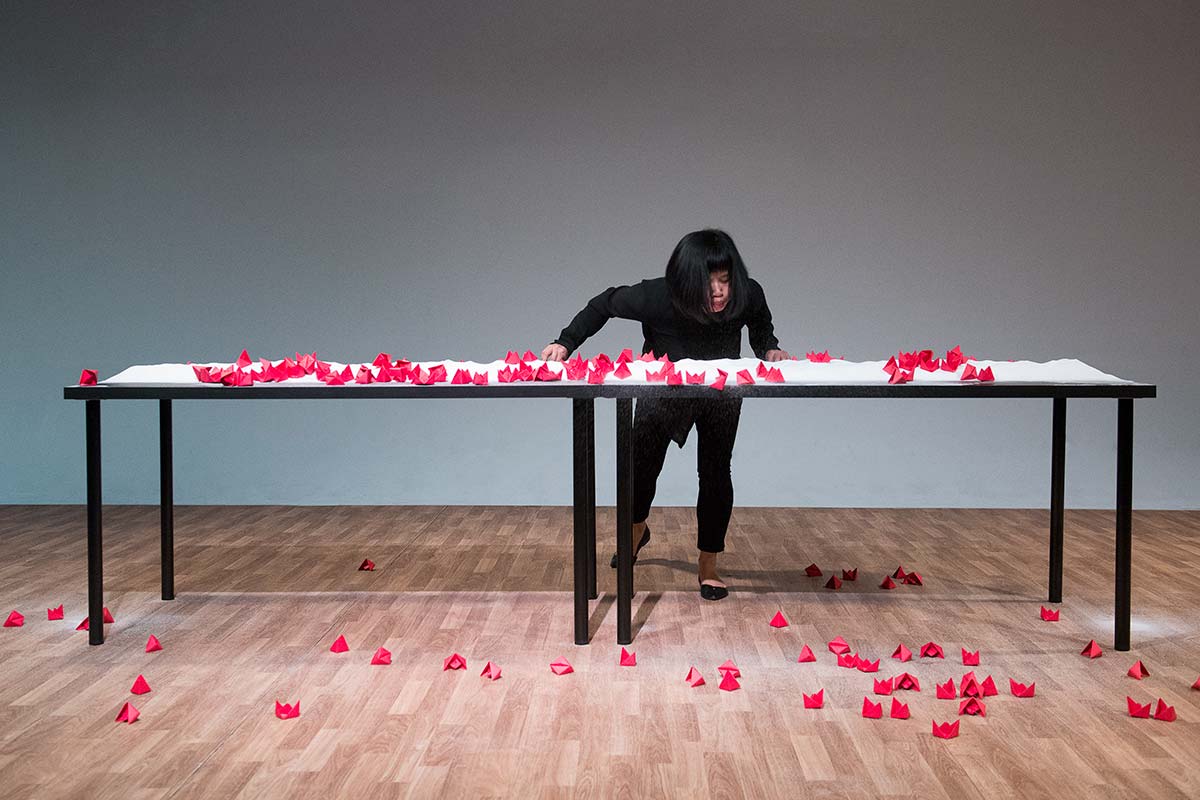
[540,228,790,600]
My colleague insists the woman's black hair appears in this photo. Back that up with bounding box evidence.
[664,228,751,324]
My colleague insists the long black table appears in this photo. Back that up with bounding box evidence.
[64,378,1156,650]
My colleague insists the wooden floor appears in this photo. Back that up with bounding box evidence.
[0,505,1197,799]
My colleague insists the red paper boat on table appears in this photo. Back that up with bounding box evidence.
[932,720,960,739]
[862,698,883,718]
[962,649,980,666]
[275,700,300,720]
[443,653,467,671]
[79,368,98,386]
[920,642,944,659]
[504,350,522,364]
[330,635,349,653]
[685,667,705,687]
[47,605,64,621]
[803,689,824,709]
[961,363,978,381]
[708,369,727,390]
[1010,680,1036,698]
[873,678,894,695]
[756,361,770,378]
[115,702,140,724]
[1081,640,1103,659]
[130,675,151,695]
[892,644,912,662]
[1126,697,1151,718]
[145,634,163,653]
[902,572,923,586]
[764,367,784,382]
[892,565,907,579]
[371,647,391,666]
[769,611,789,628]
[842,568,857,581]
[959,697,987,717]
[1040,606,1060,622]
[960,673,982,698]
[824,575,842,590]
[480,661,501,681]
[888,368,913,384]
[358,559,376,571]
[894,672,920,691]
[550,658,574,675]
[717,660,741,678]
[104,607,115,623]
[797,645,816,663]
[879,575,896,589]
[1153,699,1176,722]
[827,636,851,656]
[3,611,23,627]
[805,563,823,577]
[735,369,755,385]
[937,679,957,699]
[719,672,741,691]
[980,676,998,697]
[619,647,637,667]
[978,366,995,382]
[890,698,911,719]
[1128,660,1149,679]
[857,658,881,673]
[837,652,858,669]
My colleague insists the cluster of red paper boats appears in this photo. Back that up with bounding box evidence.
[74,344,1000,389]
[802,562,923,590]
[883,345,994,384]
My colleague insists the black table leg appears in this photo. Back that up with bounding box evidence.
[573,399,590,644]
[1115,399,1133,651]
[1049,398,1065,603]
[160,399,175,601]
[86,399,104,645]
[616,398,633,645]
[585,399,597,600]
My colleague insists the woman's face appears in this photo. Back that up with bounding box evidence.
[709,269,730,312]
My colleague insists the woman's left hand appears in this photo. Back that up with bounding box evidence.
[764,349,792,362]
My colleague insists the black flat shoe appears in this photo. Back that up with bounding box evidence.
[610,525,651,568]
[698,578,729,601]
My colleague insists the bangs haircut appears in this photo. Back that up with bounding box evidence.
[664,228,751,324]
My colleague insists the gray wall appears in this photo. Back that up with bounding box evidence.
[3,1,1197,508]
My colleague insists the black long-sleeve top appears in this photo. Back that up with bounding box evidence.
[552,276,782,361]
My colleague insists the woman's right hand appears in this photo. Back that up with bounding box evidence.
[540,343,568,362]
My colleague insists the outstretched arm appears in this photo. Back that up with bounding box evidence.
[747,281,786,360]
[550,282,651,358]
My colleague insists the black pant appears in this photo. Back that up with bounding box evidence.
[631,396,743,553]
